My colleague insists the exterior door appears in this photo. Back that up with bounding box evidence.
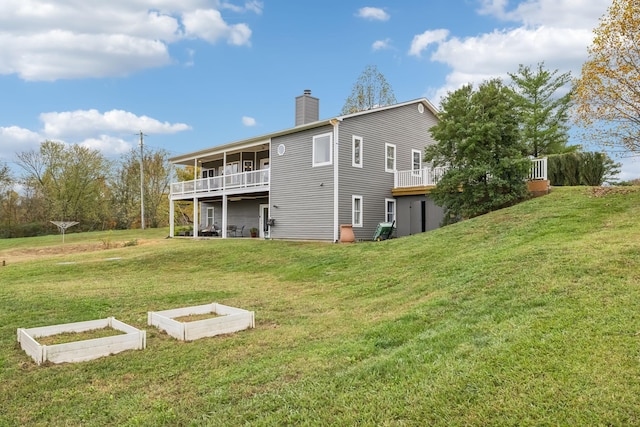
[260,158,270,184]
[259,204,269,238]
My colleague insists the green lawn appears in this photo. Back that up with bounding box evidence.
[2,187,640,426]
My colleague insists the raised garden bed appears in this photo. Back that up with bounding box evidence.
[17,317,146,365]
[148,303,255,341]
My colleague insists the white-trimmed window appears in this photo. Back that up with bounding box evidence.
[352,135,363,168]
[313,132,332,167]
[412,149,422,172]
[385,143,396,173]
[352,195,363,227]
[385,198,396,223]
[206,207,215,226]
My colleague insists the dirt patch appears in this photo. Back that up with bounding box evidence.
[0,239,163,264]
[587,186,638,198]
[36,327,126,346]
[173,312,222,322]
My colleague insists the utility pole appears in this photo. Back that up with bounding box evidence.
[139,130,145,230]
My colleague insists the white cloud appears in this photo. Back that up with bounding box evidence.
[220,1,264,15]
[478,0,608,29]
[372,39,392,51]
[40,109,191,139]
[0,126,42,160]
[408,29,449,57]
[0,109,190,162]
[242,116,257,127]
[356,7,390,21]
[0,0,257,81]
[412,0,610,103]
[182,9,252,46]
[80,135,133,157]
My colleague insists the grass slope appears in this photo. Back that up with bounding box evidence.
[1,187,640,426]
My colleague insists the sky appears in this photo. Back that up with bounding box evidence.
[1,0,636,180]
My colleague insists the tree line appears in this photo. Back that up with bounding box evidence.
[0,141,173,237]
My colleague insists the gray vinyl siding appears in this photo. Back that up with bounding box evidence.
[337,102,439,240]
[270,125,335,240]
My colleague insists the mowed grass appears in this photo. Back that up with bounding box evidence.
[2,186,640,426]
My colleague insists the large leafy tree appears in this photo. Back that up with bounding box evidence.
[574,0,640,153]
[341,65,397,114]
[111,147,173,229]
[425,79,530,223]
[509,63,577,157]
[16,141,111,228]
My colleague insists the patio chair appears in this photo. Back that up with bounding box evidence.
[227,224,237,237]
[237,225,245,237]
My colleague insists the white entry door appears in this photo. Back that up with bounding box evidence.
[259,204,269,239]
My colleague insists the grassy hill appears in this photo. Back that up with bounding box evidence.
[1,186,640,425]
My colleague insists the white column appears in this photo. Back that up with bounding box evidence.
[193,197,198,237]
[169,198,175,237]
[221,194,228,238]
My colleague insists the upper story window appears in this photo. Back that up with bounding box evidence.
[411,150,422,174]
[352,135,363,168]
[412,149,422,171]
[385,143,396,173]
[313,132,332,167]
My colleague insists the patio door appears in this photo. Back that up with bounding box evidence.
[259,204,269,238]
[260,158,270,184]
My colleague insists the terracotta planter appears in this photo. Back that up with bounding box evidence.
[340,224,355,243]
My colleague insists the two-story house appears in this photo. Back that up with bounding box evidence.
[168,90,446,241]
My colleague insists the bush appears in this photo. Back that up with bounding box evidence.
[0,222,53,238]
[548,152,620,186]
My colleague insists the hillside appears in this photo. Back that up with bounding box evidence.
[1,186,640,425]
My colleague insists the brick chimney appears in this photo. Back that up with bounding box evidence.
[295,89,319,126]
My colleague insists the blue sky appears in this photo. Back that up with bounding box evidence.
[2,0,635,179]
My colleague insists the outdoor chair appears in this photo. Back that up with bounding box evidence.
[227,225,237,236]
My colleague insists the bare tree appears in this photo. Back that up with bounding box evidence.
[341,65,397,115]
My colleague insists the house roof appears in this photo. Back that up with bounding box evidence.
[169,97,439,166]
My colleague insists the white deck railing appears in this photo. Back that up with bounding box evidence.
[394,166,449,187]
[529,157,547,181]
[394,158,548,188]
[171,169,269,197]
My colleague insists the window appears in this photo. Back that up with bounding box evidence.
[352,195,363,227]
[313,133,332,166]
[352,135,363,168]
[385,143,396,173]
[385,198,396,223]
[206,207,215,226]
[412,149,422,171]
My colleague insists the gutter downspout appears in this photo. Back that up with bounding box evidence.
[330,118,342,243]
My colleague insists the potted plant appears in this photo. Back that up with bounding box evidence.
[249,227,258,238]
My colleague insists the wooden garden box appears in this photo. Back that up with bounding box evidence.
[148,303,255,341]
[17,317,146,365]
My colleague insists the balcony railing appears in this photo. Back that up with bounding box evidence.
[394,158,548,189]
[171,169,269,197]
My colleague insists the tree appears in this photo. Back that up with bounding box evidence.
[341,65,397,114]
[111,147,173,229]
[509,63,577,157]
[16,140,111,229]
[574,0,640,153]
[425,79,530,223]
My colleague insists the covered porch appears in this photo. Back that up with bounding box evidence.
[169,139,271,239]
